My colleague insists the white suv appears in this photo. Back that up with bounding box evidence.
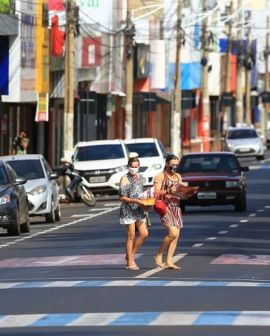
[72,139,129,193]
[124,138,167,186]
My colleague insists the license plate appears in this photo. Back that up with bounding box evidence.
[197,192,217,199]
[89,176,106,183]
[238,148,250,153]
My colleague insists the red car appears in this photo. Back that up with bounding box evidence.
[177,152,249,213]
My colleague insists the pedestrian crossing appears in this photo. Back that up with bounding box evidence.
[0,311,270,327]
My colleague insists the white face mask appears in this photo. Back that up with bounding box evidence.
[128,167,139,175]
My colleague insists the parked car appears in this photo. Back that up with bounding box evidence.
[72,139,129,193]
[0,160,30,235]
[177,152,249,213]
[124,138,167,187]
[223,126,265,160]
[0,154,61,223]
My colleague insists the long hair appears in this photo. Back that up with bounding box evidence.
[128,157,140,167]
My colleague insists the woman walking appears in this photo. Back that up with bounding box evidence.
[119,157,149,270]
[153,154,183,270]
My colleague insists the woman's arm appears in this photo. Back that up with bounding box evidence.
[153,173,166,197]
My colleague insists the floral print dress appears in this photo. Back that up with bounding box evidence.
[161,174,183,229]
[119,174,146,224]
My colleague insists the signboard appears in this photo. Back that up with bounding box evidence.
[35,93,49,122]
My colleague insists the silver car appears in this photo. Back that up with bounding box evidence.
[0,154,61,223]
[224,126,265,160]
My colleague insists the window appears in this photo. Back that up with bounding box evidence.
[227,129,258,139]
[7,160,45,180]
[74,144,125,161]
[125,143,159,158]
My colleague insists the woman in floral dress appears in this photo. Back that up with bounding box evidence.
[153,154,183,270]
[119,157,149,270]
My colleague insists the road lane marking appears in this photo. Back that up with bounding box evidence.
[218,231,228,234]
[1,279,270,289]
[240,220,248,223]
[0,206,120,250]
[0,311,270,327]
[248,213,256,217]
[257,209,265,212]
[230,224,239,228]
[206,237,217,240]
[193,243,204,248]
[135,254,186,279]
[265,206,270,209]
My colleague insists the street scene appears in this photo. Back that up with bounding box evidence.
[0,155,269,335]
[1,0,270,335]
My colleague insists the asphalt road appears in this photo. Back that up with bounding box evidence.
[0,156,270,335]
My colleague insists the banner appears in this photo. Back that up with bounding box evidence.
[0,36,9,95]
[35,93,49,122]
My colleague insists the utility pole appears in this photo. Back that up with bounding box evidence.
[263,16,270,139]
[236,0,243,126]
[64,0,75,157]
[201,0,210,151]
[171,0,182,157]
[124,0,135,139]
[244,10,252,125]
[222,1,233,133]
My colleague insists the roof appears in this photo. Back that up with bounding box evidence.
[75,139,124,147]
[182,152,235,157]
[124,138,157,144]
[0,154,44,161]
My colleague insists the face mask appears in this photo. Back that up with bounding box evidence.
[168,165,178,173]
[128,167,139,175]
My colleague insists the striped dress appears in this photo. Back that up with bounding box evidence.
[161,174,183,229]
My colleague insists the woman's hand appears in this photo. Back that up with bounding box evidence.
[168,185,177,194]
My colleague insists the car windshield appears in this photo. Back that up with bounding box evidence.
[74,144,125,161]
[227,129,258,139]
[125,143,159,158]
[0,166,9,184]
[179,155,239,173]
[7,159,45,180]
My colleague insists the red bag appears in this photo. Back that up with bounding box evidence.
[154,199,167,217]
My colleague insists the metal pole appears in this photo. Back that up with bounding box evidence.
[263,16,270,139]
[201,0,210,151]
[63,0,75,157]
[171,0,182,157]
[236,0,243,126]
[244,11,252,125]
[124,0,134,139]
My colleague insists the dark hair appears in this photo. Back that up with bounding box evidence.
[128,157,140,166]
[165,154,179,163]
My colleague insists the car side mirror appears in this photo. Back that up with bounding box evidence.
[14,177,27,185]
[49,173,58,180]
[241,166,249,172]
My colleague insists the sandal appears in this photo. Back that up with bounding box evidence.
[125,264,140,271]
[154,256,165,268]
[165,264,181,270]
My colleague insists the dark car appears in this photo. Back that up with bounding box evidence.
[0,160,30,235]
[177,152,249,213]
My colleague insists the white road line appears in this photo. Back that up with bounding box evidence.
[257,209,264,212]
[218,230,228,234]
[248,213,256,217]
[89,208,113,212]
[104,203,121,207]
[193,243,204,248]
[265,205,270,209]
[0,206,119,250]
[230,224,239,228]
[136,254,187,279]
[71,214,93,218]
[206,237,217,241]
[240,220,248,223]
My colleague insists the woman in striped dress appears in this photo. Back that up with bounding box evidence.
[153,154,183,270]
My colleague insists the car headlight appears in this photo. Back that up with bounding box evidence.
[109,165,127,174]
[182,181,189,186]
[151,163,162,170]
[0,195,10,205]
[28,185,46,195]
[226,142,235,149]
[226,181,240,188]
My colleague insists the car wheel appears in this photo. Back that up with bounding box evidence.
[256,155,265,160]
[21,213,30,233]
[7,209,21,236]
[54,203,61,222]
[45,200,56,223]
[180,203,186,214]
[235,195,246,212]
